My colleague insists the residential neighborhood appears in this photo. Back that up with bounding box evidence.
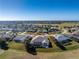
[0,21,79,59]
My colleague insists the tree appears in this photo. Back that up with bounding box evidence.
[24,38,37,55]
[0,40,9,50]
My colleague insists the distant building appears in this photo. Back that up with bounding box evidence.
[49,28,60,32]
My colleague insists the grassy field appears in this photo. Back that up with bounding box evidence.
[1,48,79,59]
[7,38,79,53]
[8,41,25,51]
[0,38,79,59]
[0,32,79,59]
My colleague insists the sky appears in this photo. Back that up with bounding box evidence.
[0,0,79,21]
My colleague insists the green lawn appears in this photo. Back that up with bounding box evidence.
[1,48,79,59]
[0,49,27,59]
[6,36,79,53]
[66,41,79,50]
[8,41,25,51]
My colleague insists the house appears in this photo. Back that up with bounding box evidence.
[14,34,33,43]
[0,31,12,41]
[71,30,79,36]
[70,30,79,42]
[0,27,13,31]
[42,29,48,33]
[37,29,48,33]
[30,35,49,48]
[53,34,71,45]
[14,35,25,42]
[2,34,11,40]
[0,32,15,41]
[63,30,79,43]
[49,28,60,32]
[27,29,37,32]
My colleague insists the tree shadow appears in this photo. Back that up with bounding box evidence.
[55,41,67,50]
[25,43,37,55]
[0,41,9,50]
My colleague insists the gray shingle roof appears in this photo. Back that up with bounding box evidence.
[53,34,70,42]
[30,35,48,43]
